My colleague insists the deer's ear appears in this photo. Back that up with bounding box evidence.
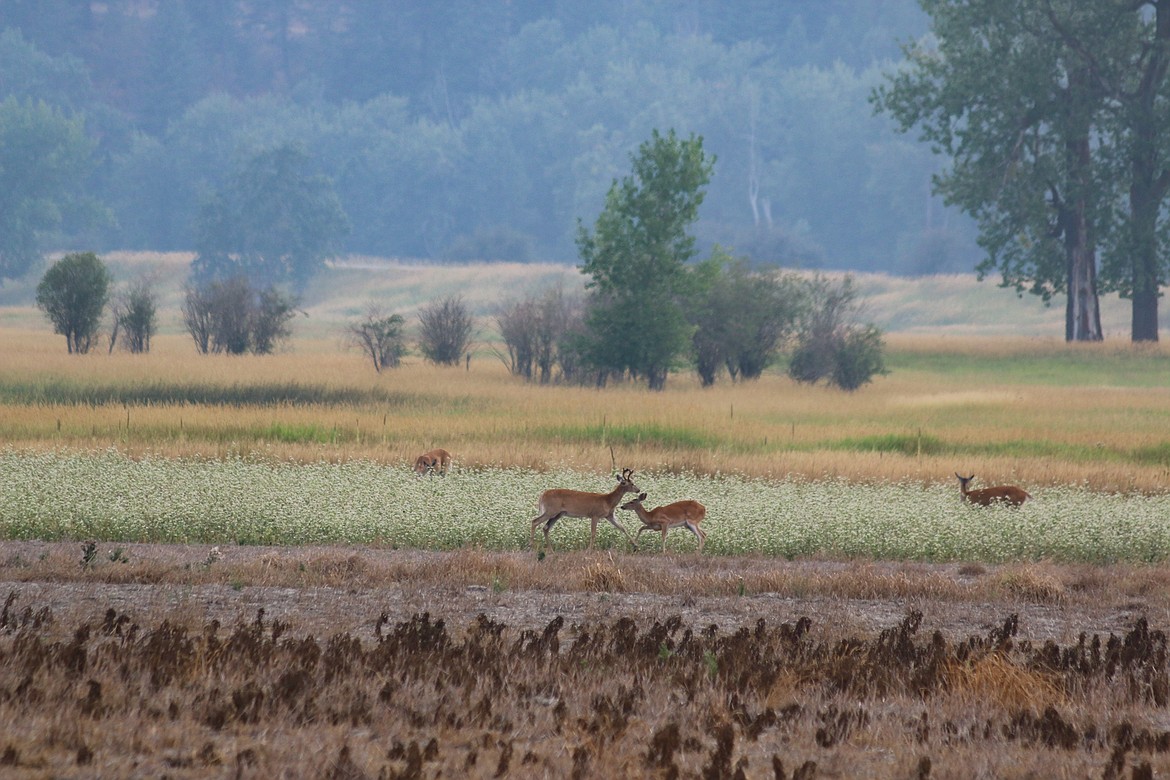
[638,492,647,500]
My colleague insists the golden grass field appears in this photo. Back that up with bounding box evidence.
[1,326,1167,495]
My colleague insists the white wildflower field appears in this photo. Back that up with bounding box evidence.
[3,448,1168,563]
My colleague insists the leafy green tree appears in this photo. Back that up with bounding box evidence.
[35,252,111,354]
[0,97,97,280]
[347,305,408,372]
[576,129,714,390]
[873,0,1114,342]
[876,1,1170,342]
[192,143,350,289]
[110,276,158,354]
[690,251,805,386]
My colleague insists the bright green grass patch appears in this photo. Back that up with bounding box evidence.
[828,433,1140,465]
[1133,442,1170,467]
[832,433,948,457]
[541,423,725,451]
[886,350,1169,387]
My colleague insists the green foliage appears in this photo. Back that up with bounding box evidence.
[7,453,1170,562]
[577,129,714,390]
[0,97,98,280]
[110,277,157,354]
[787,275,887,390]
[832,325,887,391]
[35,251,111,354]
[192,144,350,289]
[347,307,408,373]
[875,1,1170,342]
[690,251,805,386]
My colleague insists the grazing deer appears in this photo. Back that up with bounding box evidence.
[413,448,451,477]
[530,468,640,551]
[620,492,707,553]
[955,473,1030,507]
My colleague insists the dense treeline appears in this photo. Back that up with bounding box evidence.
[0,0,980,279]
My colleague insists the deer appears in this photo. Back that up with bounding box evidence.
[413,448,452,477]
[619,492,707,553]
[530,468,641,552]
[955,473,1030,507]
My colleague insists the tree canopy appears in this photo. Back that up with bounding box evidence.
[577,129,713,390]
[0,96,98,280]
[35,251,110,353]
[0,2,977,279]
[191,144,350,289]
[875,0,1170,342]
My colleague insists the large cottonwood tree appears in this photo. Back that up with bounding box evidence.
[876,0,1170,342]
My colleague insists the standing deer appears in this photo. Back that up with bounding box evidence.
[955,473,1030,507]
[530,468,640,551]
[413,448,452,477]
[619,492,707,553]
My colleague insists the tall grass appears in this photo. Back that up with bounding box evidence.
[1,327,1167,492]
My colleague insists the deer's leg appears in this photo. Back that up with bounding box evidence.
[542,513,565,551]
[684,523,704,551]
[531,511,559,550]
[603,513,637,549]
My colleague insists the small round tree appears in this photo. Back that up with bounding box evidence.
[36,252,111,354]
[417,295,474,366]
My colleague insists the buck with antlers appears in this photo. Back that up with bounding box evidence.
[530,468,641,551]
[413,448,451,477]
[955,473,1030,507]
[620,492,707,553]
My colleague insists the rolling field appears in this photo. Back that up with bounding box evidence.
[2,258,1170,777]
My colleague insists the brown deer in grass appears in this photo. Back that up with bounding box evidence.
[955,473,1030,507]
[530,468,640,551]
[619,492,707,553]
[413,448,451,477]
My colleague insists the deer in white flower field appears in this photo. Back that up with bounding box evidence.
[529,468,641,552]
[955,473,1030,507]
[413,448,451,477]
[619,492,707,553]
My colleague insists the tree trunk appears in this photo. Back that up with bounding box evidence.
[1127,0,1170,342]
[1060,119,1103,341]
[1129,179,1164,342]
[1063,198,1102,342]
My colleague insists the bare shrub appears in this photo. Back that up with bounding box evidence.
[182,276,299,354]
[417,294,474,366]
[347,305,408,372]
[109,275,158,354]
[495,286,579,383]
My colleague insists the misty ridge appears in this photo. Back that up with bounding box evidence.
[0,0,977,291]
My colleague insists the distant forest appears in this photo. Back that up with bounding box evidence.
[0,1,981,275]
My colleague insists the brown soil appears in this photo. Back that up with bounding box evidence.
[2,541,1165,643]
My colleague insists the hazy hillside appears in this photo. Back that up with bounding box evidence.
[0,252,1136,341]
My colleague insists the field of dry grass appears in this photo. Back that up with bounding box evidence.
[2,325,1167,493]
